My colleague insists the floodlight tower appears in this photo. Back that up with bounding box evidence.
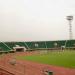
[66,16,73,40]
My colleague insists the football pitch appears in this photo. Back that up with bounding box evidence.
[16,50,75,68]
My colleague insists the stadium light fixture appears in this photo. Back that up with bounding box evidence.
[66,16,73,40]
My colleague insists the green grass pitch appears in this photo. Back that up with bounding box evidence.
[16,50,75,68]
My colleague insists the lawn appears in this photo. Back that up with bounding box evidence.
[16,50,75,68]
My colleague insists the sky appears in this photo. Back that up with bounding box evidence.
[0,0,75,42]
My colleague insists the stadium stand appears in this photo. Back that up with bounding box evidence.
[0,42,10,52]
[0,40,75,52]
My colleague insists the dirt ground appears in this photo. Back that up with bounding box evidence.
[0,51,75,75]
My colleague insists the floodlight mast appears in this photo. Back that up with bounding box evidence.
[66,16,73,40]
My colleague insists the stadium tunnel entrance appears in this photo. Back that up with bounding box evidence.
[13,45,26,52]
[15,48,24,52]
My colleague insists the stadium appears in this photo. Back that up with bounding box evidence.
[0,0,75,75]
[0,40,75,75]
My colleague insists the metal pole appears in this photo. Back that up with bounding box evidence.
[69,20,72,40]
[66,16,73,40]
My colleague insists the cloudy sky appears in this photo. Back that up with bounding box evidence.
[0,0,75,41]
